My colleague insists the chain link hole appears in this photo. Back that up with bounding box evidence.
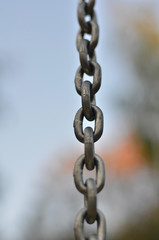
[83,73,93,84]
[83,164,96,183]
[84,33,91,42]
[84,218,97,238]
[85,15,91,22]
[83,117,95,130]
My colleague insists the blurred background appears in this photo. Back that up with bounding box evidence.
[0,0,159,239]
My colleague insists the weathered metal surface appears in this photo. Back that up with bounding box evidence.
[73,0,106,239]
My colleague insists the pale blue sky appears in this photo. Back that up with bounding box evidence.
[0,1,111,238]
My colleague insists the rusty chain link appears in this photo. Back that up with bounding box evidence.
[73,0,106,239]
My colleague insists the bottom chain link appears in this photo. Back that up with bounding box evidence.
[74,208,106,240]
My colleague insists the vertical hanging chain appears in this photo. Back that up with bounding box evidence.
[73,0,106,239]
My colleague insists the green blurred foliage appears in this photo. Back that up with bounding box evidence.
[111,206,159,240]
[111,2,159,168]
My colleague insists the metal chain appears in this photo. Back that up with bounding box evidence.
[73,1,106,239]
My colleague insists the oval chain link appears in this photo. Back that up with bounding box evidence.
[84,127,95,170]
[73,154,105,194]
[74,208,106,240]
[73,0,106,239]
[85,178,97,224]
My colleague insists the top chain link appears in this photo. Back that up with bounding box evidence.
[77,0,99,75]
[73,1,106,239]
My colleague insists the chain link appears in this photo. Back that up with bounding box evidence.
[73,1,106,239]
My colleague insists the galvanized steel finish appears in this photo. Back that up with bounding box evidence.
[73,0,106,239]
